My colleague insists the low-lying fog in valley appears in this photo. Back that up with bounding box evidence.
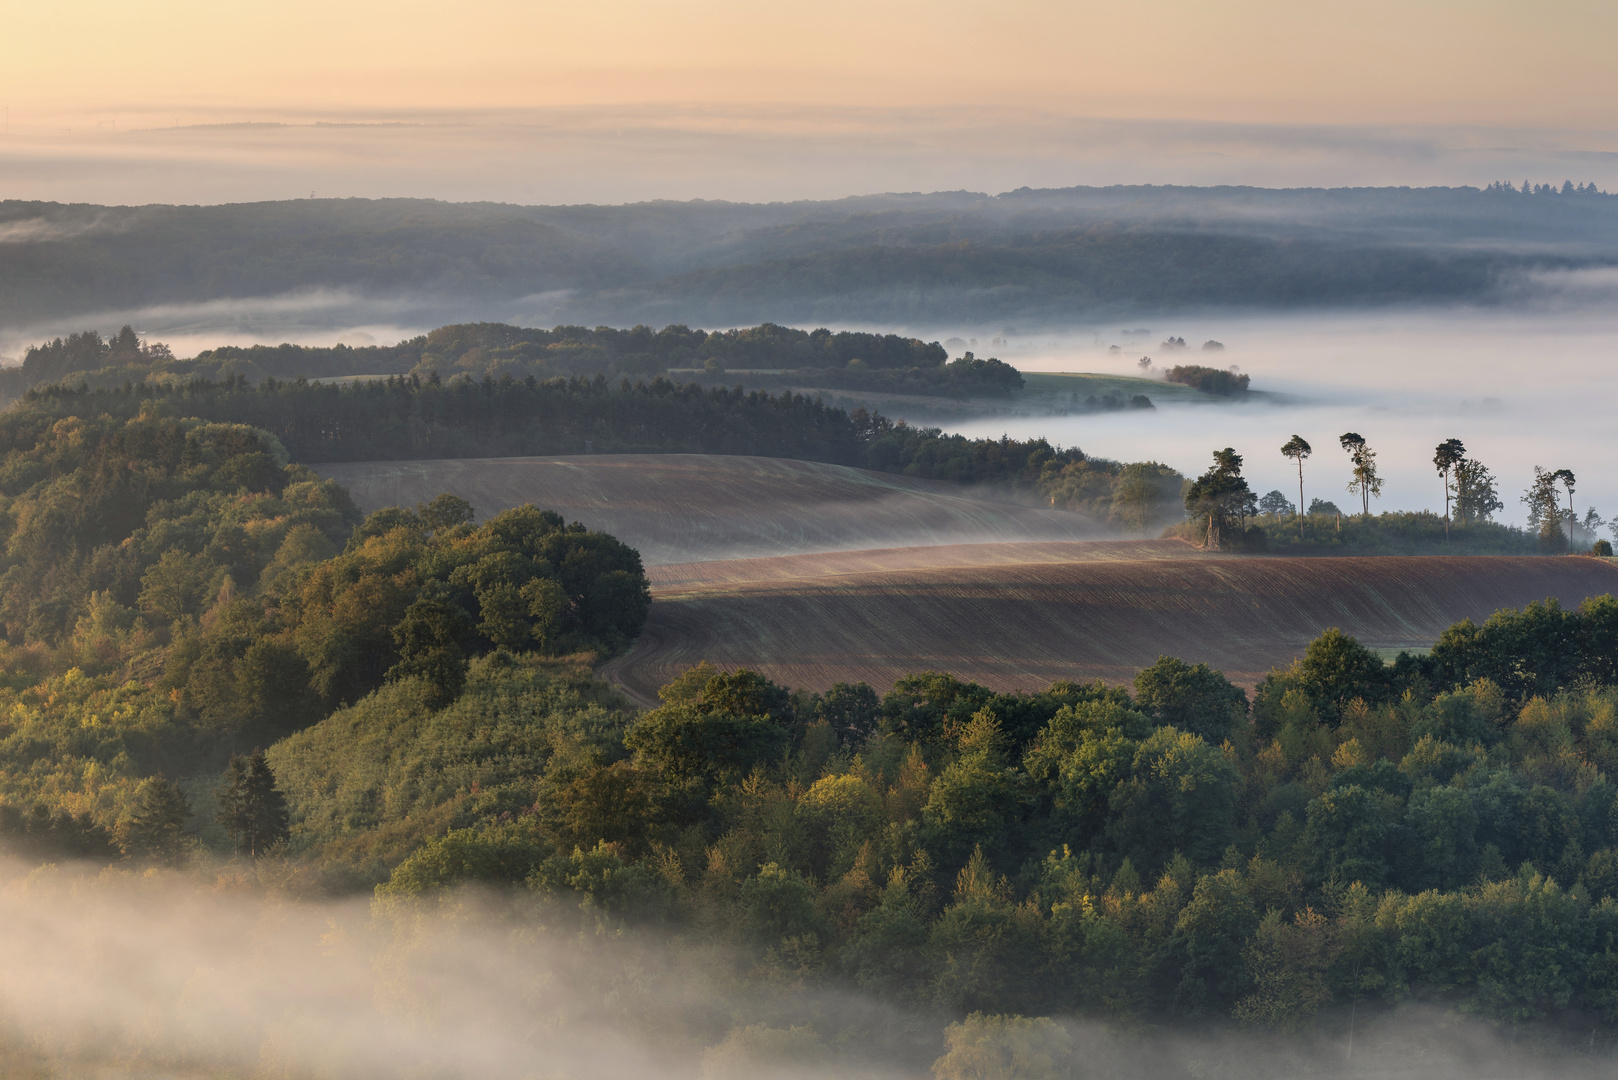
[0,856,1610,1080]
[945,303,1618,534]
[22,294,1612,536]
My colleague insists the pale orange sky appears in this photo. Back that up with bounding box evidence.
[3,0,1616,128]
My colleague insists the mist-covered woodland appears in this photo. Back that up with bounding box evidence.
[3,182,1616,332]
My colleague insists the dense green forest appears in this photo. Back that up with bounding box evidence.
[4,186,1617,329]
[0,412,647,856]
[320,601,1618,1043]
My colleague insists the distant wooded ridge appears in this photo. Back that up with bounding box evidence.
[0,322,1023,400]
[3,183,1616,331]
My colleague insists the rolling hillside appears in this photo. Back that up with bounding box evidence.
[316,454,1104,565]
[601,547,1618,704]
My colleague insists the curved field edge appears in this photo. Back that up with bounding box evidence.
[598,552,1618,705]
[314,454,1106,565]
[645,539,1208,587]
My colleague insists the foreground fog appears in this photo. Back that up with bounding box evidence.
[0,856,1614,1080]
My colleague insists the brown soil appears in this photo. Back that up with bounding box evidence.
[600,547,1618,706]
[315,454,1104,566]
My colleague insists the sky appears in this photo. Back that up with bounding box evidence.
[6,0,1618,125]
[2,0,1618,204]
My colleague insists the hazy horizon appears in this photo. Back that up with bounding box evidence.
[2,109,1617,207]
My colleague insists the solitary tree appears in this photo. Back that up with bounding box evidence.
[1280,436,1312,539]
[1454,459,1503,524]
[1522,466,1566,552]
[123,776,191,866]
[216,750,290,857]
[1338,433,1383,518]
[1554,469,1577,538]
[1433,439,1466,540]
[1258,490,1294,519]
[1184,448,1251,550]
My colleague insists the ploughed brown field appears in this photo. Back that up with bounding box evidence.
[315,454,1102,565]
[601,544,1618,705]
[316,452,1618,703]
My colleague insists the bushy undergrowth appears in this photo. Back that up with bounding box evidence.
[1164,509,1539,555]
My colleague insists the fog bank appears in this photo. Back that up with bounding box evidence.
[945,306,1618,533]
[2,856,1616,1079]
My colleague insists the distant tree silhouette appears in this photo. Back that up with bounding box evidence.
[1280,436,1312,539]
[1433,439,1466,540]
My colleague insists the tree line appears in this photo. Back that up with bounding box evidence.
[5,321,1028,403]
[4,375,1193,529]
[1182,434,1601,554]
[52,584,1618,1042]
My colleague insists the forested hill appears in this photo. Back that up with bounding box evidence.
[5,321,1015,399]
[0,374,1098,502]
[3,183,1616,330]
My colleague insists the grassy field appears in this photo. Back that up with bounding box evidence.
[600,548,1618,704]
[316,454,1104,565]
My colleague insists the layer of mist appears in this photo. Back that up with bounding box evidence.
[3,301,1611,536]
[937,306,1618,533]
[314,456,1105,566]
[5,182,1618,340]
[1,855,1613,1080]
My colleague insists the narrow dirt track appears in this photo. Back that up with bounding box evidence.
[315,454,1104,565]
[600,548,1618,705]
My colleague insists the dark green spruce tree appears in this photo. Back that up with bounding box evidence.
[123,776,192,866]
[216,750,291,857]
